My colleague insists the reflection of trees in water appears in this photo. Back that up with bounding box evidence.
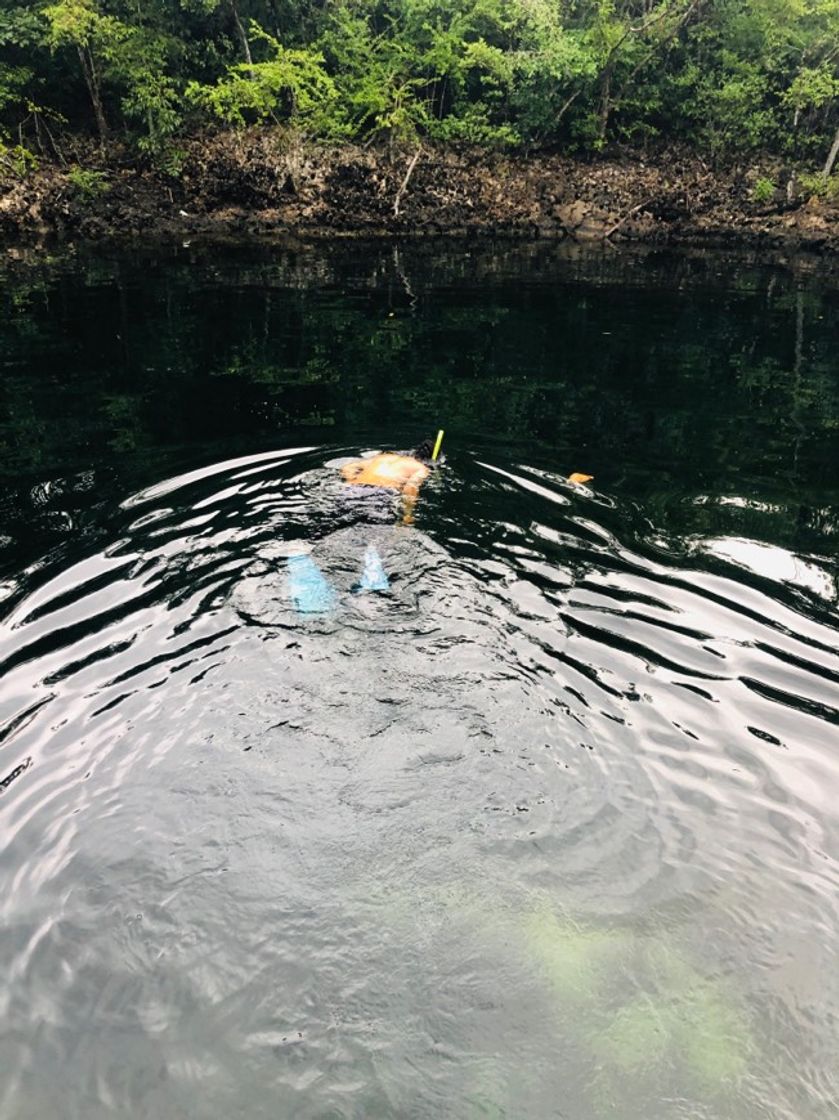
[1,247,837,524]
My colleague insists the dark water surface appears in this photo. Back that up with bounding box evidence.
[1,242,838,1119]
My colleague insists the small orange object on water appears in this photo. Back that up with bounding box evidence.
[568,472,594,485]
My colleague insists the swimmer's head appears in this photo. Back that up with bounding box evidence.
[412,430,445,461]
[411,438,437,463]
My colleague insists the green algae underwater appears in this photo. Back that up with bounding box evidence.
[369,879,756,1118]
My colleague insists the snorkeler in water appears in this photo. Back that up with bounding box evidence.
[286,437,441,613]
[340,437,436,526]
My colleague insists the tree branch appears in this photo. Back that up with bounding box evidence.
[556,87,582,126]
[604,195,655,240]
[623,0,703,88]
[393,146,422,218]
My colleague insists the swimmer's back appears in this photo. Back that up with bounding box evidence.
[341,453,429,490]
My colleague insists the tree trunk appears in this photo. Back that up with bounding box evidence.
[823,124,839,178]
[598,67,613,142]
[230,0,253,69]
[78,44,108,146]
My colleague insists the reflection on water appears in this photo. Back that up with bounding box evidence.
[1,245,838,1120]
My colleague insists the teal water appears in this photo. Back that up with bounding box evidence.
[1,242,838,1119]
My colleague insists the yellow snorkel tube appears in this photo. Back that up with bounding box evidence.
[431,429,445,462]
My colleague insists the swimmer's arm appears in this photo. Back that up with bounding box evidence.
[401,481,419,525]
[400,465,428,525]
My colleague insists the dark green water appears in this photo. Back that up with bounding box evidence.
[1,242,838,1120]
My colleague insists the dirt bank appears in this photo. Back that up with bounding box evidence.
[1,131,837,252]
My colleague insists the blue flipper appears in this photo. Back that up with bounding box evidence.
[355,544,390,593]
[286,554,337,613]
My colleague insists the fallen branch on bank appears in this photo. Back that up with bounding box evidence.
[604,195,655,240]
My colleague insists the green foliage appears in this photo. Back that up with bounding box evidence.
[431,103,519,148]
[752,177,776,203]
[316,2,433,140]
[0,139,38,178]
[0,0,836,161]
[103,20,183,154]
[784,65,839,114]
[122,71,181,155]
[688,54,779,154]
[0,63,32,114]
[42,0,183,151]
[66,163,109,199]
[187,23,336,129]
[799,170,839,199]
[42,0,105,50]
[156,144,187,178]
[0,5,45,50]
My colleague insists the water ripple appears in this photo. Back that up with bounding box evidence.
[1,446,838,1119]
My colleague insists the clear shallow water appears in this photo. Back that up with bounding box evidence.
[1,243,838,1119]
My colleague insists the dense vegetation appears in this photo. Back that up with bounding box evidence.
[1,0,838,177]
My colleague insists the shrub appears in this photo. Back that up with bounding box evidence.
[67,165,110,199]
[0,140,38,179]
[798,171,839,201]
[751,177,775,203]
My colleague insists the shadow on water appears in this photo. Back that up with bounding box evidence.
[1,243,838,1119]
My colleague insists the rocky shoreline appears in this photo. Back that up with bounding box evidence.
[1,130,837,253]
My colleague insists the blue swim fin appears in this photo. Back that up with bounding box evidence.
[286,554,337,613]
[355,544,390,593]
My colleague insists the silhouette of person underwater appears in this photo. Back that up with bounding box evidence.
[286,438,439,614]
